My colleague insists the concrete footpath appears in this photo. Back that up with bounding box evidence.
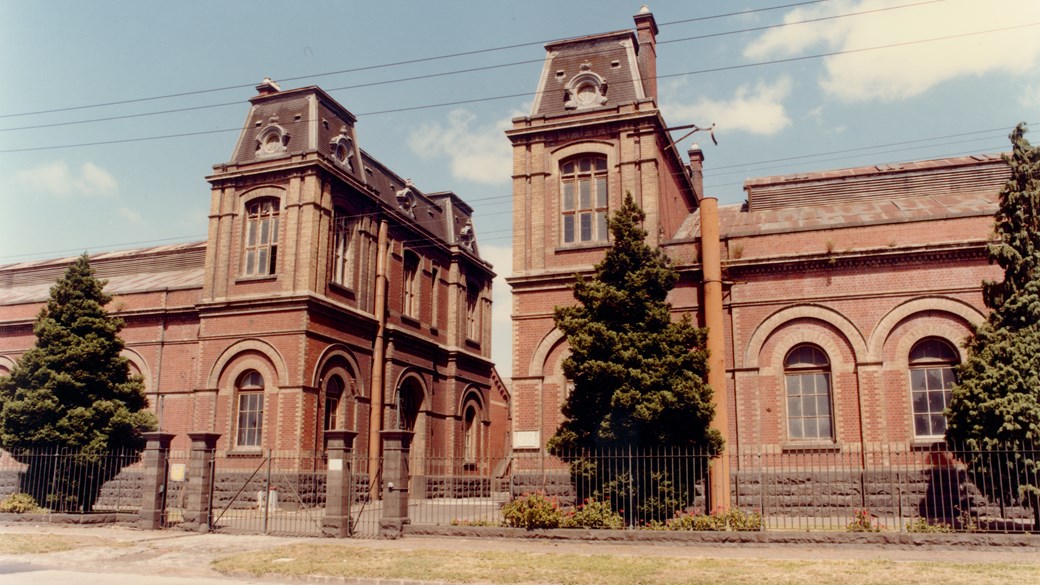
[0,523,1038,585]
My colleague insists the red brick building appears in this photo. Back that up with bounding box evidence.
[0,81,510,473]
[506,8,1007,462]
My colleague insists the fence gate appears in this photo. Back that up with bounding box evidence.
[208,450,327,536]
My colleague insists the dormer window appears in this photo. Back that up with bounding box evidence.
[564,72,608,110]
[458,220,475,251]
[330,129,355,171]
[396,184,416,218]
[256,125,289,157]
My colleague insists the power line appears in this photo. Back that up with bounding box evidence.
[1,124,1016,263]
[708,126,1016,172]
[5,19,1033,154]
[0,0,942,134]
[704,143,1010,191]
[0,1,835,120]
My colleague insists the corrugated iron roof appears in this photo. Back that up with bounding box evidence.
[0,241,205,305]
[675,156,1004,241]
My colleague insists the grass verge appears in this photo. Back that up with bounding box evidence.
[212,543,1038,585]
[0,533,89,555]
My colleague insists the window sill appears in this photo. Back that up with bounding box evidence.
[235,274,277,284]
[465,338,481,350]
[400,314,421,328]
[555,241,610,253]
[226,449,264,457]
[781,441,841,453]
[329,281,356,296]
[910,439,946,451]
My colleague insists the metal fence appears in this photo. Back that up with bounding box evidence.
[0,447,144,514]
[405,443,1039,533]
[1,442,1036,534]
[205,449,380,537]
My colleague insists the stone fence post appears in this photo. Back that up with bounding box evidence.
[138,432,175,530]
[323,430,358,538]
[182,432,220,532]
[379,430,413,539]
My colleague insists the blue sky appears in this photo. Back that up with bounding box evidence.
[2,0,1038,377]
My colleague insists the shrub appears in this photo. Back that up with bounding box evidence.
[846,509,882,532]
[905,517,953,533]
[0,493,43,514]
[656,508,762,531]
[449,518,497,527]
[718,508,763,531]
[501,492,562,530]
[561,498,625,529]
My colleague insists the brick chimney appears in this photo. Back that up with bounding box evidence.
[688,143,705,202]
[634,6,659,100]
[255,77,281,96]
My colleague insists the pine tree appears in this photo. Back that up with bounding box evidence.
[0,254,156,510]
[547,193,722,521]
[946,123,1040,529]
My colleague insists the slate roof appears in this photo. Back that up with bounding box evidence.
[220,84,479,257]
[531,29,646,118]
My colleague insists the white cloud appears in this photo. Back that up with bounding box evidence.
[1020,82,1040,107]
[77,162,119,195]
[408,109,512,185]
[664,77,793,136]
[744,0,1040,102]
[480,243,514,381]
[15,161,119,197]
[115,206,144,225]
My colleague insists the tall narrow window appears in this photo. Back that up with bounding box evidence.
[909,338,958,438]
[430,265,440,329]
[332,212,357,288]
[403,251,420,319]
[784,345,833,441]
[560,155,608,244]
[324,375,343,431]
[463,403,479,463]
[466,280,480,341]
[243,199,279,276]
[236,370,265,448]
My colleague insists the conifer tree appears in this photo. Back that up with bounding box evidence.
[549,193,721,453]
[0,254,156,510]
[547,193,721,520]
[946,123,1040,528]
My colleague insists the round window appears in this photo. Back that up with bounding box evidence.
[261,131,282,154]
[576,83,597,105]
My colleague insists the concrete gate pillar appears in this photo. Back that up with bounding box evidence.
[138,432,175,530]
[379,430,413,539]
[323,430,358,538]
[182,432,220,532]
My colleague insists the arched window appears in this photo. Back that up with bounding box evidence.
[396,379,423,431]
[324,375,343,431]
[909,338,959,438]
[463,403,479,464]
[332,210,357,288]
[560,155,608,244]
[784,345,833,441]
[236,370,265,448]
[243,198,279,276]
[403,251,420,319]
